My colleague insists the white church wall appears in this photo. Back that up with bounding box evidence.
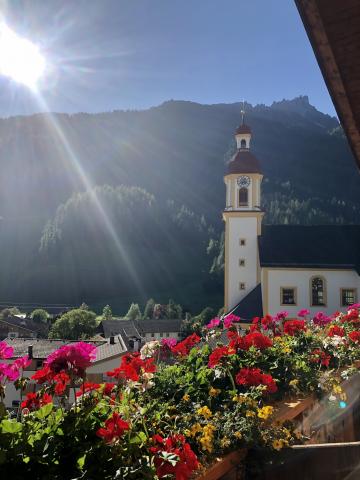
[263,268,360,317]
[227,216,258,311]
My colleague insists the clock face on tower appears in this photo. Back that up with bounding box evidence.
[237,175,251,188]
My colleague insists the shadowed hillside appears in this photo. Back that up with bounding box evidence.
[0,96,359,312]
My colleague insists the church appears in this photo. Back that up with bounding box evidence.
[223,122,360,322]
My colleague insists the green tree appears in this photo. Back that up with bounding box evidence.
[125,303,142,320]
[49,308,97,340]
[167,299,182,319]
[30,308,49,324]
[79,302,89,311]
[0,307,20,319]
[143,298,155,319]
[102,304,113,321]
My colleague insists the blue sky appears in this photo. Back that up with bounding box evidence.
[0,0,336,117]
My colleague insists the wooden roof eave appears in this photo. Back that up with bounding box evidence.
[295,0,360,171]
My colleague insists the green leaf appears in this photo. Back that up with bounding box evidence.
[77,454,86,470]
[36,402,53,419]
[130,431,147,444]
[1,419,22,434]
[23,457,30,464]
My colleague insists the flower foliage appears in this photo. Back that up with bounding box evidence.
[0,305,360,479]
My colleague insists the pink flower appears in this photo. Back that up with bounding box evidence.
[347,303,360,311]
[0,363,20,382]
[161,338,177,348]
[206,317,221,329]
[312,311,331,326]
[274,311,289,322]
[297,309,310,318]
[223,314,241,329]
[0,341,14,360]
[13,355,31,370]
[45,342,97,376]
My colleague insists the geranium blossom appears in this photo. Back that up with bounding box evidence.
[274,311,289,322]
[206,317,221,329]
[46,342,97,376]
[312,312,331,326]
[349,331,360,343]
[223,313,240,329]
[96,412,129,445]
[21,392,52,411]
[208,345,235,368]
[171,333,201,357]
[297,309,310,318]
[161,337,177,348]
[235,367,277,393]
[310,349,331,367]
[0,341,14,359]
[327,325,345,337]
[242,332,273,351]
[106,352,156,382]
[284,320,306,336]
[150,434,199,480]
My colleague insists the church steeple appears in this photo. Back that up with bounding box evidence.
[222,113,264,312]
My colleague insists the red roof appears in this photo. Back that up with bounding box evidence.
[235,124,252,135]
[227,150,262,174]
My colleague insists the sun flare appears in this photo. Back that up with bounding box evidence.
[0,23,46,89]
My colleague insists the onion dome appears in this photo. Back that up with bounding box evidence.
[227,150,262,174]
[235,124,252,135]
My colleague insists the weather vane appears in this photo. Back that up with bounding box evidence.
[240,99,245,125]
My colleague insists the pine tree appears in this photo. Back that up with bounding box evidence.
[143,298,155,319]
[125,303,142,320]
[102,304,113,321]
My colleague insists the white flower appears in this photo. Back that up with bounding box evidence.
[140,340,161,359]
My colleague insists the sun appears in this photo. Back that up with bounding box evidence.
[0,23,46,89]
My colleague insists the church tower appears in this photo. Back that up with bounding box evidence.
[223,119,264,312]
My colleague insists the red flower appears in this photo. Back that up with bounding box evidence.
[235,367,277,393]
[53,371,71,395]
[102,382,117,396]
[76,381,100,397]
[208,345,235,368]
[227,330,245,350]
[249,317,260,332]
[106,352,156,382]
[349,331,360,343]
[242,332,272,351]
[32,365,54,384]
[150,434,199,480]
[96,412,129,444]
[284,320,307,336]
[310,349,331,367]
[341,309,360,324]
[21,392,53,411]
[261,314,274,331]
[45,342,97,377]
[171,334,201,357]
[327,325,345,337]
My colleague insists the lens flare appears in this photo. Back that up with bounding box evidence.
[0,22,46,89]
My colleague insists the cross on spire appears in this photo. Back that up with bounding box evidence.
[240,100,245,125]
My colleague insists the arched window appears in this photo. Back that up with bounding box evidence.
[311,276,326,306]
[238,187,248,207]
[240,139,246,149]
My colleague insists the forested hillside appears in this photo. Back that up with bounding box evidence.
[0,96,359,312]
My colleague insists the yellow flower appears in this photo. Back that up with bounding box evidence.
[234,431,242,440]
[282,428,291,440]
[272,439,285,451]
[289,379,299,387]
[190,423,202,437]
[333,385,342,394]
[199,424,216,452]
[220,436,231,448]
[197,406,212,419]
[246,410,256,418]
[257,405,274,420]
[182,393,190,402]
[209,387,221,397]
[282,347,291,354]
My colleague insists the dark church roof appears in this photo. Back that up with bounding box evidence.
[259,225,360,271]
[235,124,252,135]
[229,284,263,323]
[227,150,263,175]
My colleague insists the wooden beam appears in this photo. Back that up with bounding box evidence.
[295,0,360,171]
